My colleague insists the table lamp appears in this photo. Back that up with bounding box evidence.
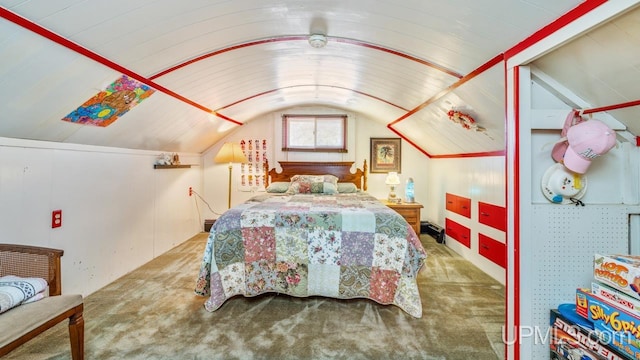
[385,172,401,203]
[214,142,248,208]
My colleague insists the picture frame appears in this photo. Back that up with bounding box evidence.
[370,138,401,173]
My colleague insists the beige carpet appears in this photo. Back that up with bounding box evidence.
[4,233,505,360]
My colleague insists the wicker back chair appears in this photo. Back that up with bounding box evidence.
[0,244,84,359]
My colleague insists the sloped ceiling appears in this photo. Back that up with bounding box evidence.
[532,5,640,135]
[1,1,636,156]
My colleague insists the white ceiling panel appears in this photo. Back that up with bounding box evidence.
[533,4,640,135]
[1,1,639,156]
[393,62,506,156]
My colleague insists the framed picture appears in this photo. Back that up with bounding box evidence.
[370,138,401,173]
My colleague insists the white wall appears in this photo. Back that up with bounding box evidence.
[199,106,507,283]
[426,156,506,284]
[0,105,508,319]
[200,107,431,219]
[0,137,203,296]
[519,68,640,359]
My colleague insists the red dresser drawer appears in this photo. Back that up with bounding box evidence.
[478,202,506,232]
[458,197,471,218]
[478,233,506,268]
[445,193,457,212]
[445,218,471,248]
[445,193,471,218]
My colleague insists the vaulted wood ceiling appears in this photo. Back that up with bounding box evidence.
[1,1,637,155]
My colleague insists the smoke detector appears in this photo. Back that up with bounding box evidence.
[308,34,327,48]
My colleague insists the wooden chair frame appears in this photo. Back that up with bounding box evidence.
[0,244,84,359]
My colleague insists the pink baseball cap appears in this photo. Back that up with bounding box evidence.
[563,119,616,174]
[551,110,585,163]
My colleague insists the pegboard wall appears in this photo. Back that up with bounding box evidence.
[528,204,630,359]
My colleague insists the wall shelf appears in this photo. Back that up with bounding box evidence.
[153,164,191,169]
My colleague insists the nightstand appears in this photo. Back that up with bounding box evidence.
[382,200,423,235]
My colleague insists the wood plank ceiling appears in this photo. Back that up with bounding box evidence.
[1,1,637,155]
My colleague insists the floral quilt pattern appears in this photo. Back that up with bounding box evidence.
[194,192,427,317]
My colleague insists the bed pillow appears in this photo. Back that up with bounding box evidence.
[286,174,339,194]
[265,182,290,193]
[337,182,359,193]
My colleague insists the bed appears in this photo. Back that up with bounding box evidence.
[194,160,427,317]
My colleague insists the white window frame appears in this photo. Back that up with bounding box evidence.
[282,114,348,153]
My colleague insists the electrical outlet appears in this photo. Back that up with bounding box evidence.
[52,209,62,228]
[189,187,193,196]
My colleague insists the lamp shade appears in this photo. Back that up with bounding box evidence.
[385,172,400,185]
[214,142,248,164]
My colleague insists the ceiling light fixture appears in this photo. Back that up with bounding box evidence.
[308,34,327,48]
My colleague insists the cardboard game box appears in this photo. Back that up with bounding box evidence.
[576,288,640,359]
[594,254,640,302]
[592,281,640,318]
[550,308,626,360]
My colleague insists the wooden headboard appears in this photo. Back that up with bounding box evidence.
[265,160,368,191]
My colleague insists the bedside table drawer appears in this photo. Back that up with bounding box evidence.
[393,208,418,222]
[382,200,423,235]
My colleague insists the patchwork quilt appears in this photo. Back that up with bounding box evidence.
[194,192,427,317]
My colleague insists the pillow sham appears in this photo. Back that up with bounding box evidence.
[265,182,290,193]
[337,182,359,193]
[286,174,339,195]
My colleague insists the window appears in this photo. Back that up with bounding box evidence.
[282,114,347,152]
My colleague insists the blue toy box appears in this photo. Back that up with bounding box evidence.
[550,308,626,360]
[576,287,640,359]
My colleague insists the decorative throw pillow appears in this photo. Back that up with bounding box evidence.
[266,182,290,193]
[286,174,339,195]
[337,182,359,193]
[0,276,48,313]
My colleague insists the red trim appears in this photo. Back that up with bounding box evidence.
[213,112,242,124]
[581,99,640,115]
[385,126,432,157]
[503,58,509,360]
[150,36,307,79]
[389,53,504,128]
[150,36,463,80]
[429,150,506,159]
[386,123,506,159]
[386,54,504,158]
[0,7,243,126]
[282,114,288,149]
[216,85,409,113]
[504,0,607,60]
[334,38,463,79]
[512,66,521,360]
[386,0,605,160]
[150,36,456,126]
